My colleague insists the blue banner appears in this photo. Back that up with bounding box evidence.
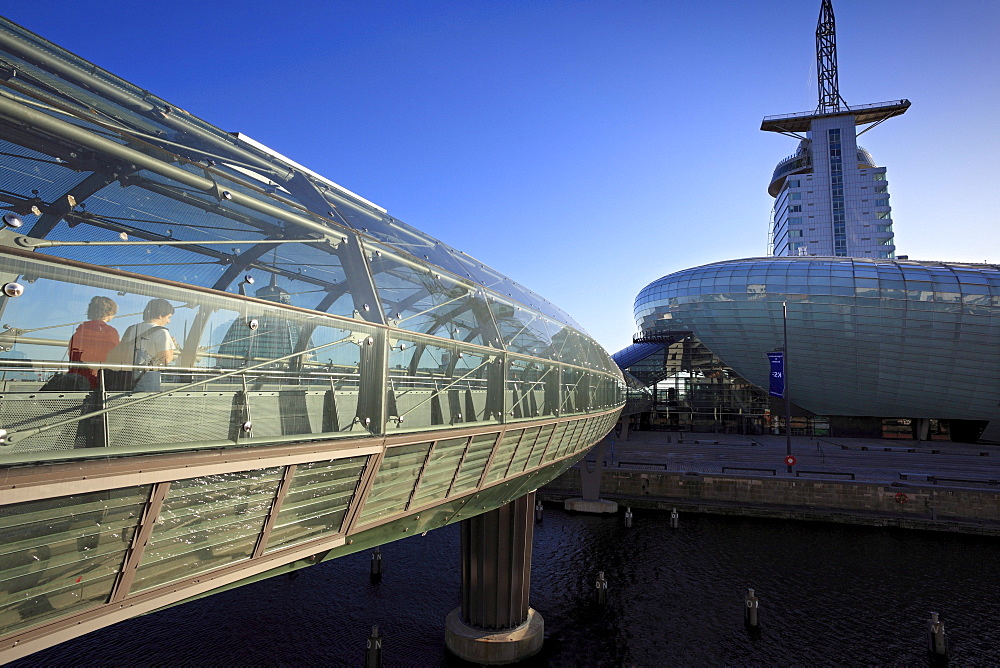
[767,352,785,398]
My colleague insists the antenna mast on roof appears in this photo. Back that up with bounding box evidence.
[816,0,848,113]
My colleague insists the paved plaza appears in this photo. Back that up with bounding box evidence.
[599,430,1000,489]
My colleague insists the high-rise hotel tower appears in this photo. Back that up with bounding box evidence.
[763,0,909,259]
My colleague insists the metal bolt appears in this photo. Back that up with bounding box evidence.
[247,319,259,330]
[2,213,23,228]
[242,421,252,432]
[221,190,233,200]
[2,283,24,298]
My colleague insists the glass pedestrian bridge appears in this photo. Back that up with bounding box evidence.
[0,17,623,659]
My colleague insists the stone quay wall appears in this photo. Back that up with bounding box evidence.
[541,467,1000,536]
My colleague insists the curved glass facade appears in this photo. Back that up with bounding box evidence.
[636,257,1000,427]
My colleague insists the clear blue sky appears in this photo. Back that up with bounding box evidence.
[4,1,998,352]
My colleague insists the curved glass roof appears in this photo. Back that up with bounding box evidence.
[635,256,1000,331]
[0,18,623,375]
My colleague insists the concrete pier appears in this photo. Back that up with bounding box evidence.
[564,437,619,514]
[445,492,544,664]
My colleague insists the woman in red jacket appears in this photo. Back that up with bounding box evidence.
[68,296,120,388]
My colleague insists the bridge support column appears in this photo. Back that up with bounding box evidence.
[564,437,618,513]
[445,491,544,665]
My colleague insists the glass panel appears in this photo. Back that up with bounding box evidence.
[450,432,499,495]
[410,436,469,507]
[506,357,558,423]
[556,419,584,458]
[131,468,282,593]
[505,426,541,476]
[542,422,569,463]
[561,367,585,416]
[489,295,559,359]
[449,251,581,330]
[357,442,431,526]
[525,423,556,469]
[343,214,468,279]
[576,418,591,452]
[0,251,376,465]
[484,429,523,484]
[266,456,368,552]
[0,485,149,635]
[385,334,497,432]
[364,241,490,346]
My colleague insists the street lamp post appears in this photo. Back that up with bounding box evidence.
[783,301,792,473]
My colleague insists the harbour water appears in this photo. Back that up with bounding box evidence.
[15,506,1000,665]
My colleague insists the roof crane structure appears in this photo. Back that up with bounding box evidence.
[760,0,909,136]
[816,0,847,113]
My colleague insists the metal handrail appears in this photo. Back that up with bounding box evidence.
[1,334,358,445]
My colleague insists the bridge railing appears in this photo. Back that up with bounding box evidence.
[0,249,624,466]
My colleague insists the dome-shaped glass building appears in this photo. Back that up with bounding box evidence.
[635,256,1000,441]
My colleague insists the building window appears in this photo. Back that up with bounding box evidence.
[875,198,890,207]
[874,185,888,193]
[788,217,802,225]
[789,230,803,238]
[873,173,886,181]
[828,128,846,254]
[787,179,800,188]
[789,193,802,200]
[788,205,802,213]
[876,212,891,219]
